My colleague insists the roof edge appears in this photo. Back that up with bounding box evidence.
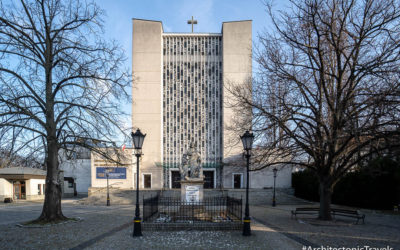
[222,20,252,24]
[132,18,164,32]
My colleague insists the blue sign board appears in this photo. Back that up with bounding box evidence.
[96,167,126,179]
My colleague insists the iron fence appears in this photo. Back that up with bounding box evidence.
[143,194,159,221]
[226,196,242,220]
[143,196,242,223]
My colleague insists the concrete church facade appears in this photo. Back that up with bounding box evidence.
[132,19,253,189]
[60,18,293,194]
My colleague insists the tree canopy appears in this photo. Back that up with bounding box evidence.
[229,0,400,219]
[0,0,130,221]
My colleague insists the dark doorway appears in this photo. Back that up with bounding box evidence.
[233,174,242,189]
[203,170,214,189]
[144,174,151,188]
[171,171,181,188]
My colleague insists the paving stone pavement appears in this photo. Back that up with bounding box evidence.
[0,197,399,249]
[250,204,400,250]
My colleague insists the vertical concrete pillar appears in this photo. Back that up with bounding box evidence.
[222,21,252,158]
[132,19,163,189]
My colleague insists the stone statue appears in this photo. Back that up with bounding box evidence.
[180,142,203,181]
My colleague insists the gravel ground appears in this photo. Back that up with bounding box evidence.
[0,205,134,249]
[1,198,399,250]
[251,204,400,249]
[0,202,301,250]
[87,222,301,250]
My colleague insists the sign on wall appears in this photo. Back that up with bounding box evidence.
[96,167,126,179]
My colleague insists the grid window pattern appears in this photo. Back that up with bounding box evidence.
[162,34,223,187]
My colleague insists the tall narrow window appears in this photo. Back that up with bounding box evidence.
[144,174,151,188]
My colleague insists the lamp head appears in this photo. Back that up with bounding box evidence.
[273,167,278,177]
[131,129,146,150]
[240,130,254,151]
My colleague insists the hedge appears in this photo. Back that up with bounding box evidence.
[292,157,400,210]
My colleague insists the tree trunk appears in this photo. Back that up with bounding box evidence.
[318,181,333,220]
[36,139,66,222]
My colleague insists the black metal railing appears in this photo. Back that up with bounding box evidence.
[143,194,159,221]
[143,196,242,223]
[226,196,242,221]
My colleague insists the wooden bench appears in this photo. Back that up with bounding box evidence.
[331,208,365,224]
[291,207,365,224]
[291,207,319,219]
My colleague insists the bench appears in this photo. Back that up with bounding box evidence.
[291,207,319,219]
[291,207,365,224]
[332,208,365,224]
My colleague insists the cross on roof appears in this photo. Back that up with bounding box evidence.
[187,16,198,33]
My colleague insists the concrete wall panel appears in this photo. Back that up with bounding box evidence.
[222,21,252,159]
[132,19,163,178]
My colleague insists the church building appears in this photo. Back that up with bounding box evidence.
[132,18,252,189]
[60,18,293,194]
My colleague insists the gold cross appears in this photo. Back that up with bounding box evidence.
[187,16,198,33]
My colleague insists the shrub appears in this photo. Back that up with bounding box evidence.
[292,169,319,202]
[292,157,400,210]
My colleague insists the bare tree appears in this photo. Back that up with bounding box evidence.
[0,147,43,169]
[229,0,400,220]
[0,0,130,222]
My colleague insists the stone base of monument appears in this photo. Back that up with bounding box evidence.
[180,180,204,203]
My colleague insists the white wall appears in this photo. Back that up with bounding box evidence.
[26,179,45,200]
[223,165,293,189]
[0,178,13,199]
[250,166,293,189]
[91,150,134,189]
[60,159,91,193]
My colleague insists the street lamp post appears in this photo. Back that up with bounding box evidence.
[240,130,254,236]
[131,129,146,237]
[106,168,110,206]
[272,168,277,207]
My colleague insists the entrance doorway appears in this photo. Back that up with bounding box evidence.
[233,174,243,189]
[203,170,214,189]
[13,181,26,199]
[171,171,181,188]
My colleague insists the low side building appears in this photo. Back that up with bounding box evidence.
[60,146,293,194]
[0,167,46,201]
[222,154,292,189]
[90,148,134,191]
[59,147,91,196]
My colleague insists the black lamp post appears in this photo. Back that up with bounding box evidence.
[106,168,111,206]
[131,129,146,237]
[240,130,254,236]
[272,168,277,207]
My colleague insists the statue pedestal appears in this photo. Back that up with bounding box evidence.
[180,180,204,203]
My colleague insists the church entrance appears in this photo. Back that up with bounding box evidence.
[203,170,214,189]
[171,171,181,188]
